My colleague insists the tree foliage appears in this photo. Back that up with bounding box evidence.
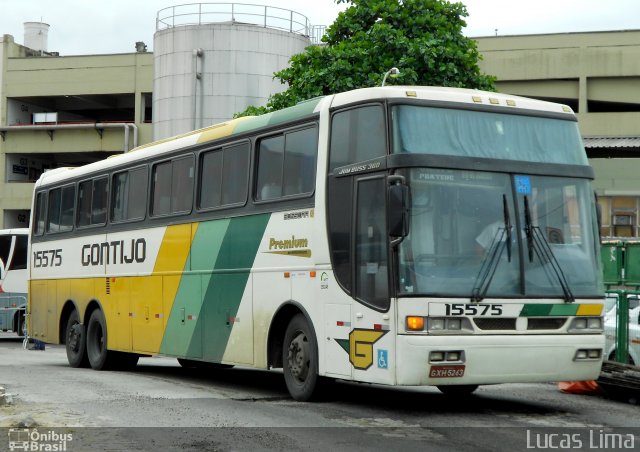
[235,0,495,116]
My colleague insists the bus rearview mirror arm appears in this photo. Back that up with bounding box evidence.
[388,175,410,247]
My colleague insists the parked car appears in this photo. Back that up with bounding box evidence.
[604,304,640,365]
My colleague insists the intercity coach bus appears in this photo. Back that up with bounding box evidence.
[0,228,28,336]
[28,86,605,400]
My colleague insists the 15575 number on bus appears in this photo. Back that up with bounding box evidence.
[33,249,62,268]
[445,303,503,316]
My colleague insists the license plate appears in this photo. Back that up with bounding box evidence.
[429,364,465,378]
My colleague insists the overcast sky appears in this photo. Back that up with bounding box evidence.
[1,0,638,55]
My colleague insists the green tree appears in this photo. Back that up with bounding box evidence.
[236,0,495,116]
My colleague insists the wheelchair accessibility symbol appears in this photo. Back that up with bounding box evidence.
[377,349,388,369]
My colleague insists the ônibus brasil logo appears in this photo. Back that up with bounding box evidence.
[8,428,73,451]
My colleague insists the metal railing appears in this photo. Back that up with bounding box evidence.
[156,3,315,38]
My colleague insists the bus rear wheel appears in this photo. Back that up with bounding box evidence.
[65,310,89,368]
[283,314,320,401]
[16,312,26,337]
[86,309,113,370]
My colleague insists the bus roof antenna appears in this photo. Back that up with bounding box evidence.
[381,67,400,86]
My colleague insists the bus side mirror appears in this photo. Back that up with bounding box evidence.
[595,192,602,243]
[388,183,410,240]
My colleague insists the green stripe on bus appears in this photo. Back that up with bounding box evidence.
[159,220,231,357]
[199,213,270,362]
[520,304,578,316]
[160,214,270,361]
[548,304,579,316]
[232,98,323,136]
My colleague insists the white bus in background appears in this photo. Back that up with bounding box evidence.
[0,228,28,336]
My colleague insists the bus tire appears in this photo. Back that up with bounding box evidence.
[65,310,89,368]
[437,384,479,396]
[86,309,113,370]
[16,312,26,337]
[283,313,320,401]
[608,350,635,365]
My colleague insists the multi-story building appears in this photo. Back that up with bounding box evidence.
[0,32,153,228]
[0,4,315,229]
[476,30,640,238]
[2,15,640,237]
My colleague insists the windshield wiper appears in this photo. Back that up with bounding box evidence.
[523,196,575,303]
[471,195,512,302]
[503,194,512,262]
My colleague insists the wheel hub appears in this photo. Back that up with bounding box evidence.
[68,323,82,352]
[288,333,310,382]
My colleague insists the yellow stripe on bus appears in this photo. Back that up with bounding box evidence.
[576,304,603,316]
[196,116,253,144]
[153,223,198,325]
[122,223,198,354]
[153,223,197,274]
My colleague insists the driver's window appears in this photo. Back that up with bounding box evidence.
[355,176,389,310]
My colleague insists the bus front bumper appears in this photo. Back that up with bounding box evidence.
[396,333,605,386]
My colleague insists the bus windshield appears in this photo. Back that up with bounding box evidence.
[397,168,603,298]
[392,105,588,165]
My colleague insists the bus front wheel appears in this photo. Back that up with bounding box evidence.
[65,310,89,368]
[283,314,320,401]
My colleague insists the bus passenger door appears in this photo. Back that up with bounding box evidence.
[351,176,396,385]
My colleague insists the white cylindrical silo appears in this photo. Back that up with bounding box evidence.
[153,3,312,140]
[24,22,50,53]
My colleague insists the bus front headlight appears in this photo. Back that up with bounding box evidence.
[569,316,603,333]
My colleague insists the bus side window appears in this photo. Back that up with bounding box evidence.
[34,192,46,236]
[171,156,194,213]
[152,156,194,216]
[355,177,389,309]
[199,150,223,208]
[127,167,148,220]
[257,135,284,201]
[9,235,27,270]
[59,185,75,231]
[329,105,386,172]
[0,235,11,272]
[92,177,108,225]
[256,126,318,201]
[47,188,62,233]
[111,167,148,223]
[199,142,249,209]
[77,177,107,227]
[77,181,91,227]
[152,161,172,216]
[283,126,318,196]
